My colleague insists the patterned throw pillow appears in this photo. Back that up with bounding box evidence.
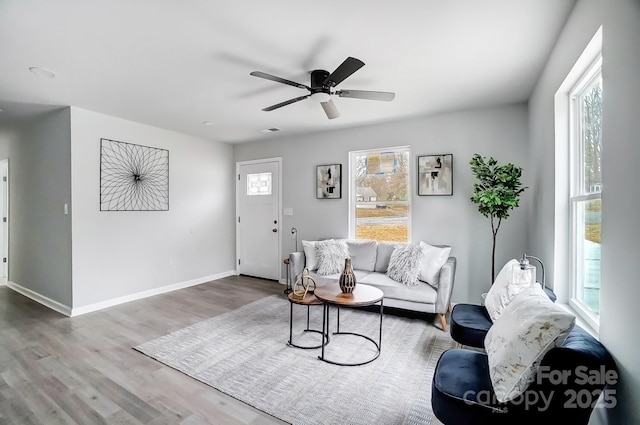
[484,286,576,402]
[387,244,425,286]
[316,239,350,275]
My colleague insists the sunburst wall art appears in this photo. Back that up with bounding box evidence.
[100,138,169,211]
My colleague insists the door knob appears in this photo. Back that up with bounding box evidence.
[272,228,278,232]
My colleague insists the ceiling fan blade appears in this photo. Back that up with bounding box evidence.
[320,99,340,120]
[336,89,395,102]
[323,57,365,87]
[250,71,310,90]
[262,94,311,111]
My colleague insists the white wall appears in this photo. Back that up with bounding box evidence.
[234,103,530,303]
[8,108,73,307]
[70,107,236,310]
[528,0,640,423]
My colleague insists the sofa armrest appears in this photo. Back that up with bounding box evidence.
[435,257,456,314]
[288,251,306,282]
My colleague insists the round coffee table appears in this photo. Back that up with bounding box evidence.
[287,292,329,349]
[314,283,384,366]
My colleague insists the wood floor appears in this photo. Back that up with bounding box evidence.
[0,275,290,425]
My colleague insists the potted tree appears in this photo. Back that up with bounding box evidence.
[469,154,527,283]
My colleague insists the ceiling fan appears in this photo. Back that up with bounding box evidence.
[250,57,395,120]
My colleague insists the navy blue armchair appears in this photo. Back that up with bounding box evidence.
[431,326,617,424]
[450,288,557,348]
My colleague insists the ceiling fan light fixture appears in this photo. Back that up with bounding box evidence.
[310,92,331,103]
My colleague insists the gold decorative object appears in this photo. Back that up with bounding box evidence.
[292,267,317,300]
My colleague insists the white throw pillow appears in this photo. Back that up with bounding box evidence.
[316,239,350,275]
[485,259,535,322]
[374,242,401,272]
[345,239,378,272]
[484,286,576,403]
[418,242,451,287]
[301,240,318,271]
[387,244,425,286]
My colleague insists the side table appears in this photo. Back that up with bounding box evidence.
[287,292,328,349]
[283,258,292,294]
[314,283,384,366]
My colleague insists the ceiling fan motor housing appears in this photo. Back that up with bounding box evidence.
[310,69,331,94]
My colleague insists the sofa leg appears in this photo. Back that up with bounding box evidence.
[437,313,448,332]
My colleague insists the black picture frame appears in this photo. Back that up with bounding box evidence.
[316,164,342,199]
[417,154,453,196]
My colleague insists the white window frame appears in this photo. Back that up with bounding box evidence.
[554,26,602,333]
[568,56,602,330]
[348,146,412,242]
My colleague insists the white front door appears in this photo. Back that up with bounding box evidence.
[237,159,281,280]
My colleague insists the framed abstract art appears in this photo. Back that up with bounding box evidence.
[100,138,169,211]
[417,154,453,196]
[316,164,341,199]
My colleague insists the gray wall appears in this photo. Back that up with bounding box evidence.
[0,129,13,160]
[528,0,640,423]
[8,108,73,306]
[70,107,236,309]
[234,103,530,303]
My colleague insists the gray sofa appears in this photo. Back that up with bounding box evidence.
[288,239,456,330]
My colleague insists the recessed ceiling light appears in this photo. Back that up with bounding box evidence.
[29,67,57,78]
[260,127,281,133]
[202,121,215,126]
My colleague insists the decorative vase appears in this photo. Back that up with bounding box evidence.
[339,258,357,293]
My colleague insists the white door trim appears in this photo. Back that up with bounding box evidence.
[0,159,8,286]
[235,157,283,281]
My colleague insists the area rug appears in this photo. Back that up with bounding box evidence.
[135,295,454,425]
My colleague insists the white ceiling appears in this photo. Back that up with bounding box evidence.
[0,0,575,144]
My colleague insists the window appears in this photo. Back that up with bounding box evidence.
[246,172,272,196]
[349,147,410,242]
[555,27,602,331]
[569,57,602,322]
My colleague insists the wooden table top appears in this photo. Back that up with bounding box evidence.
[314,283,383,307]
[288,292,323,306]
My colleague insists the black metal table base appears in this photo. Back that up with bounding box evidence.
[288,301,329,350]
[318,300,383,366]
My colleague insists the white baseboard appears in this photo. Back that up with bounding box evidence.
[7,281,72,316]
[6,271,236,318]
[70,270,236,317]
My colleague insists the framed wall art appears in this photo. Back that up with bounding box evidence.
[316,164,342,199]
[100,138,169,211]
[418,154,453,196]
